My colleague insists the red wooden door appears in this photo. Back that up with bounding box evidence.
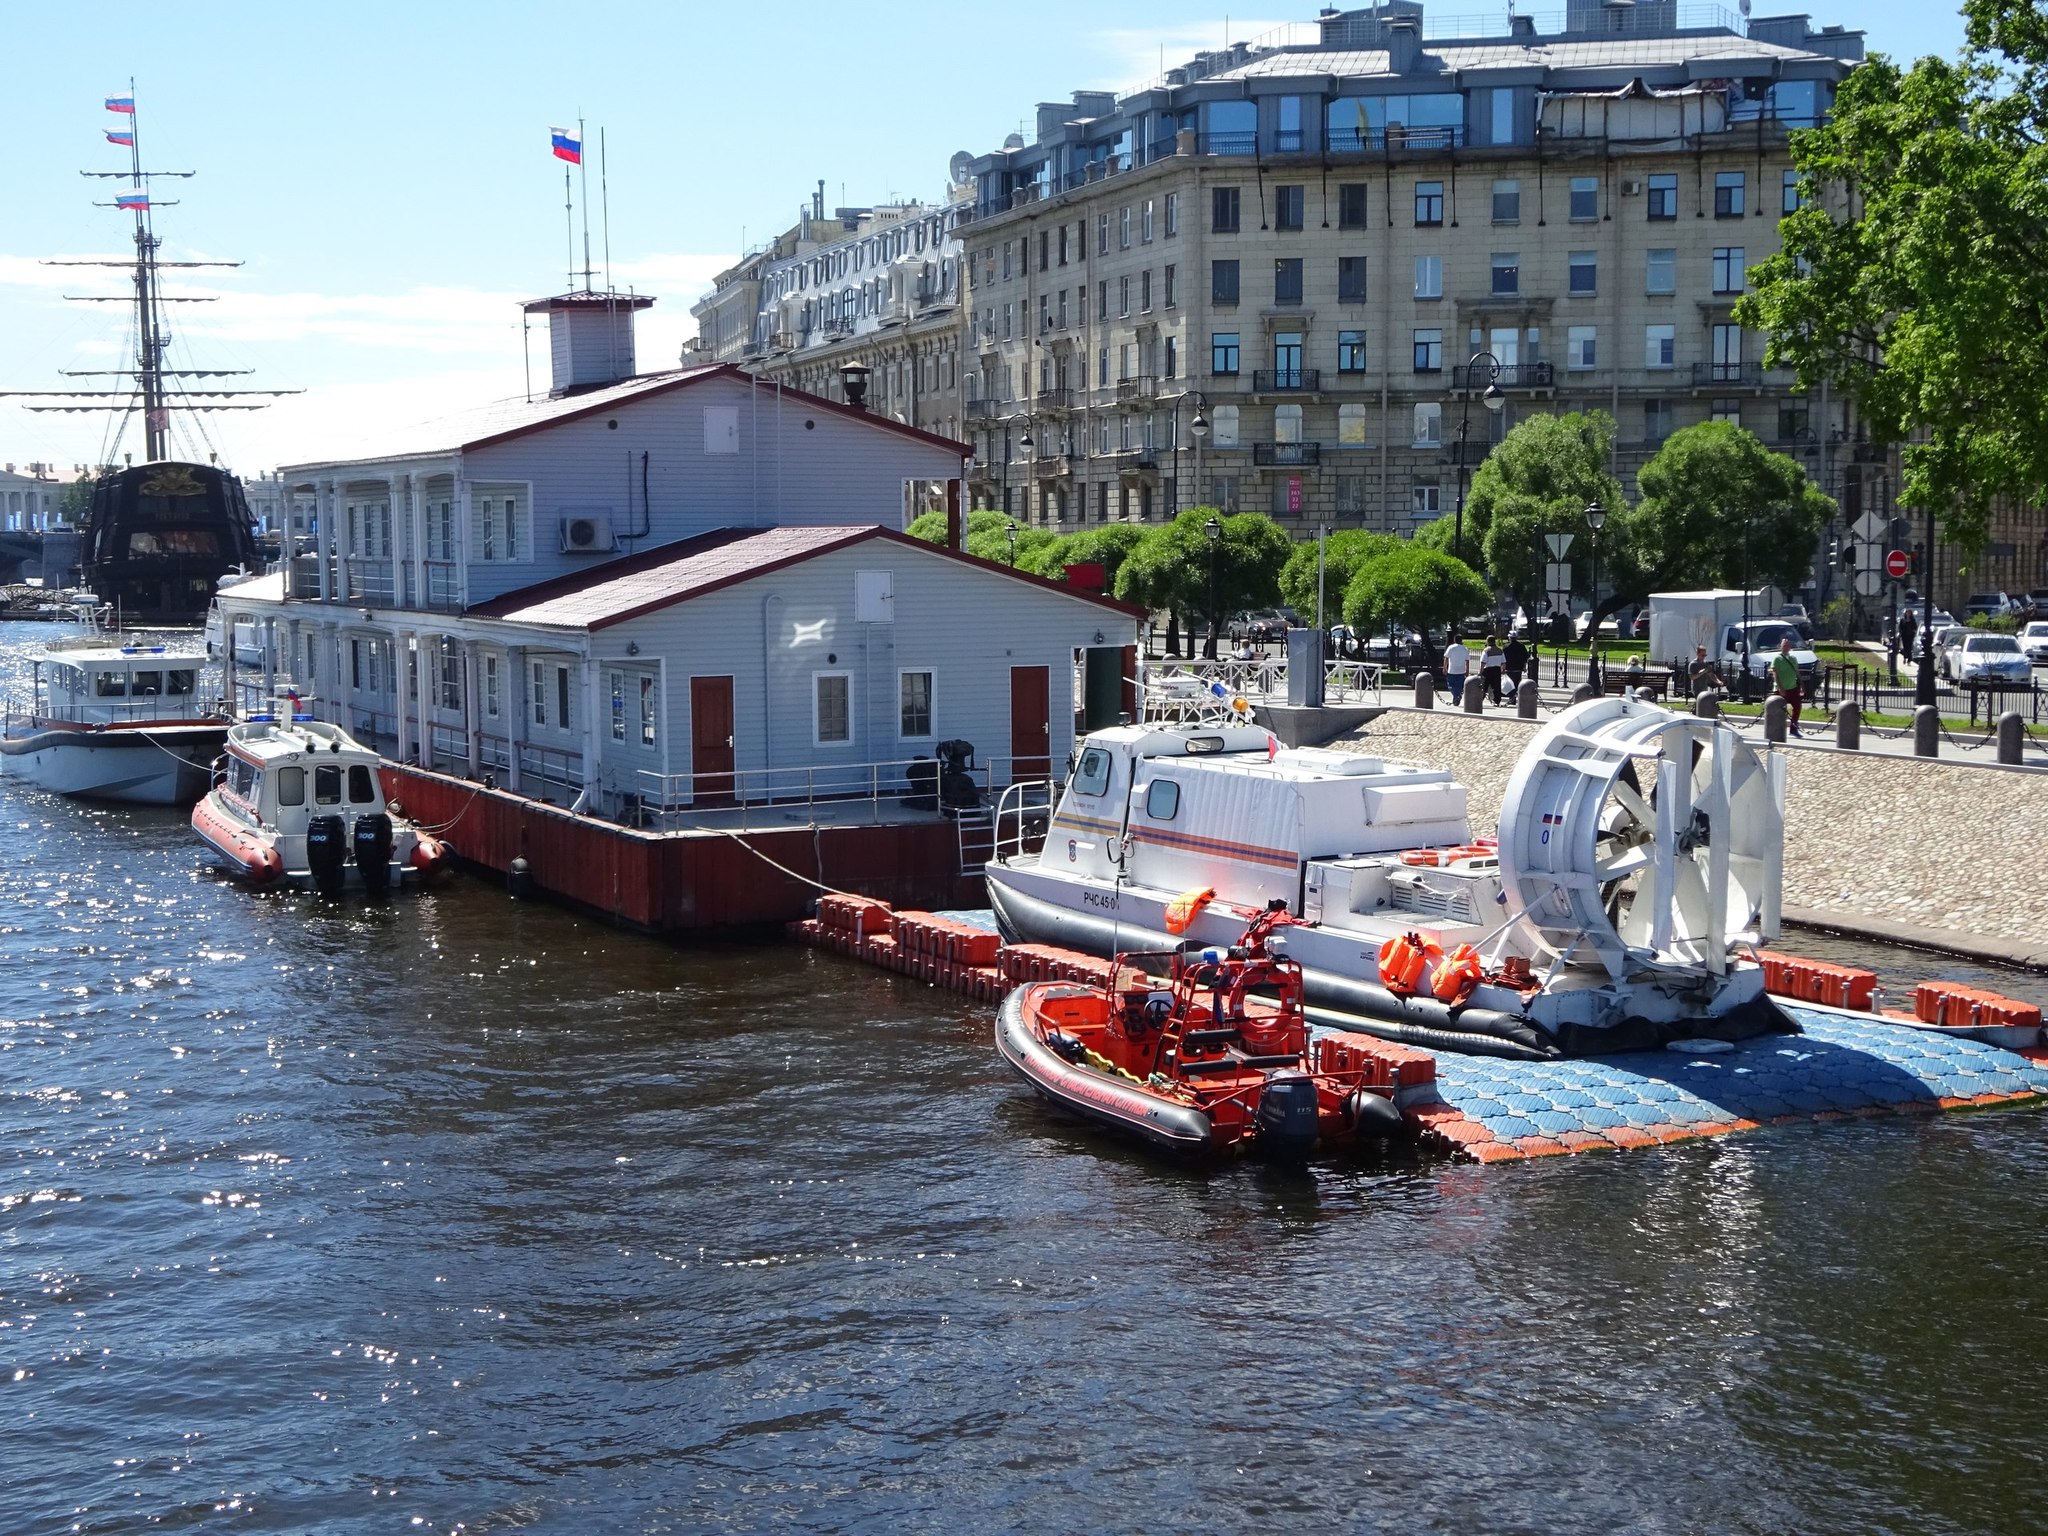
[1010,664,1051,780]
[690,675,735,807]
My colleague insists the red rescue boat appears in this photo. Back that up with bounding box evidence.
[994,907,1408,1163]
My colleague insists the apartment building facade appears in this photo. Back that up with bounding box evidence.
[954,1,1874,540]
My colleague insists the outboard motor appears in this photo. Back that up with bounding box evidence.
[305,814,348,897]
[1253,1072,1321,1164]
[903,756,939,811]
[352,812,394,892]
[1345,1087,1406,1141]
[935,738,980,811]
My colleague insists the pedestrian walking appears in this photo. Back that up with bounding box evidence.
[1480,636,1506,704]
[1504,634,1529,693]
[1772,636,1804,736]
[1442,631,1470,703]
[1897,609,1917,681]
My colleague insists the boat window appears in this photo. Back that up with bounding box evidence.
[276,766,305,807]
[1072,746,1113,797]
[1145,778,1181,820]
[130,671,163,696]
[314,765,342,805]
[94,670,127,698]
[166,670,196,695]
[348,765,376,803]
[230,757,256,799]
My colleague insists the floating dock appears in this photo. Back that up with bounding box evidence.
[791,896,2048,1163]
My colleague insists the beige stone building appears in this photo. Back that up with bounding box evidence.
[954,1,1876,554]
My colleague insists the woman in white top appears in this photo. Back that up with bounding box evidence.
[1480,637,1507,704]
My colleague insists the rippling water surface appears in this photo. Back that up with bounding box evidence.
[6,621,2048,1534]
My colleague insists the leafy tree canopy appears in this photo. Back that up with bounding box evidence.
[1277,529,1402,621]
[1341,545,1491,641]
[1111,508,1288,620]
[905,508,1007,545]
[1021,521,1149,587]
[1737,0,2048,552]
[1465,411,1628,608]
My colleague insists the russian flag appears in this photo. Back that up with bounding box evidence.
[115,189,149,210]
[106,128,134,147]
[550,126,581,165]
[105,94,135,114]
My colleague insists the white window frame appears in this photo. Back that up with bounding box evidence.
[470,483,532,564]
[1413,401,1442,448]
[898,668,936,740]
[484,654,500,719]
[813,670,853,746]
[610,669,627,740]
[1566,326,1597,371]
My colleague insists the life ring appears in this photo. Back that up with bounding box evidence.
[1397,845,1497,868]
[1429,942,1484,1005]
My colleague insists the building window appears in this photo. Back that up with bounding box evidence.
[1119,206,1132,248]
[1164,335,1178,377]
[1274,185,1305,230]
[1645,324,1676,369]
[1337,473,1366,513]
[1212,332,1241,375]
[1491,252,1519,296]
[1211,259,1240,305]
[530,660,547,726]
[1646,248,1676,295]
[1057,225,1069,266]
[1492,179,1520,224]
[484,654,500,718]
[1413,402,1441,447]
[1338,402,1368,444]
[1711,323,1744,381]
[435,641,460,711]
[1057,289,1068,327]
[1566,326,1597,371]
[1096,280,1108,322]
[1276,94,1304,152]
[556,666,570,730]
[1210,405,1239,448]
[1274,403,1304,444]
[1119,343,1132,380]
[639,675,656,745]
[1336,255,1369,304]
[1212,186,1240,233]
[610,670,626,740]
[1413,328,1443,372]
[1492,86,1516,145]
[1568,250,1597,296]
[1096,214,1109,256]
[1208,475,1240,511]
[1414,180,1444,225]
[900,670,934,738]
[1141,198,1155,242]
[1715,171,1746,217]
[1711,397,1742,424]
[1414,255,1442,300]
[1338,183,1368,228]
[1118,276,1130,317]
[1140,270,1152,311]
[1782,169,1802,214]
[1338,330,1367,372]
[1413,484,1441,518]
[1644,400,1674,443]
[1164,191,1178,235]
[1274,258,1303,305]
[1038,231,1049,272]
[1163,264,1176,308]
[1712,246,1747,294]
[1648,173,1678,220]
[814,673,852,745]
[1569,176,1599,221]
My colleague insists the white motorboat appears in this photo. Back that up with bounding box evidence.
[986,696,1791,1059]
[0,636,226,804]
[191,708,448,893]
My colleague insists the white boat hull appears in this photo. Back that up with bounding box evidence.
[0,723,222,805]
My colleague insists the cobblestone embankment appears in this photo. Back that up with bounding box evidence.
[1336,708,2048,967]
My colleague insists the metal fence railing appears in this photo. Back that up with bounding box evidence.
[634,754,1027,831]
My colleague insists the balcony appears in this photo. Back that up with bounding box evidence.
[1031,455,1076,480]
[1326,125,1466,153]
[1034,387,1075,411]
[964,398,1001,421]
[1252,442,1322,466]
[1452,361,1553,390]
[1692,362,1764,388]
[1116,375,1159,402]
[346,559,396,606]
[1253,368,1321,393]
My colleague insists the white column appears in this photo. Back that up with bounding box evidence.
[416,631,436,770]
[503,644,526,792]
[394,629,412,762]
[315,481,334,601]
[572,646,602,813]
[463,639,481,775]
[406,473,426,611]
[452,465,473,612]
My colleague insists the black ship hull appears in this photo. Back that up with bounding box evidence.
[80,462,262,626]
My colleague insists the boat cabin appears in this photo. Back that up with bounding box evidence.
[220,719,389,833]
[34,642,210,724]
[1045,725,1472,909]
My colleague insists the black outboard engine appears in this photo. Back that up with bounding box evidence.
[903,756,939,811]
[305,814,348,897]
[353,812,394,892]
[935,738,980,812]
[1253,1072,1321,1164]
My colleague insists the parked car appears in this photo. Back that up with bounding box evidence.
[1776,603,1816,640]
[1942,631,2034,684]
[2018,620,2048,664]
[2024,590,2048,621]
[1964,591,2020,620]
[1225,610,1289,643]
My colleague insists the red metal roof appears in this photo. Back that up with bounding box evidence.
[466,524,1144,631]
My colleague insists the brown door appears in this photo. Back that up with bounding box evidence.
[1010,664,1051,780]
[690,675,735,807]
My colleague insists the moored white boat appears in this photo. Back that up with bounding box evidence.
[0,635,226,804]
[191,707,448,893]
[986,696,1792,1060]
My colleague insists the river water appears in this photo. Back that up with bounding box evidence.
[6,622,2048,1535]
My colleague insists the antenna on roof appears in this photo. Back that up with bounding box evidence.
[579,113,593,291]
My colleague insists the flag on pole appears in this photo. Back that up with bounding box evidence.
[550,126,581,165]
[114,189,149,210]
[105,95,135,114]
[105,128,134,147]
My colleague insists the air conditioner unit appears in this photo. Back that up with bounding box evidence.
[559,515,618,554]
[1621,179,1643,196]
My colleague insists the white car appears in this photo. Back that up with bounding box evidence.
[1942,632,2034,684]
[2019,620,2048,664]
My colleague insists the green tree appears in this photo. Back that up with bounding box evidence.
[1737,0,2048,555]
[1113,509,1289,657]
[1277,529,1401,623]
[905,507,1006,545]
[1462,411,1627,613]
[57,469,110,527]
[1341,545,1491,644]
[1612,422,1833,604]
[1020,522,1149,587]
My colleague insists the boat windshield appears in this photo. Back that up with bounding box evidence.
[314,765,342,805]
[94,670,127,697]
[348,764,377,804]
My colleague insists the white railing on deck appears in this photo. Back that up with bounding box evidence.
[1137,656,1382,722]
[635,754,1028,831]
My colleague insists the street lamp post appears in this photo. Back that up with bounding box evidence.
[1005,517,1019,567]
[1916,498,1938,707]
[1451,352,1506,564]
[1175,391,1210,517]
[1203,514,1223,661]
[1585,498,1607,691]
[1018,421,1035,529]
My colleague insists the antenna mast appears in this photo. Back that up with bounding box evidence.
[579,113,593,290]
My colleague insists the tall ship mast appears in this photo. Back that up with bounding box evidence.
[0,87,298,624]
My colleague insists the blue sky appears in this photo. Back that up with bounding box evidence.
[0,0,1970,477]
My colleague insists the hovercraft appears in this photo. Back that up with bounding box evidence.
[994,906,1406,1163]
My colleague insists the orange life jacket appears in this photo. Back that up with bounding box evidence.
[1163,886,1215,936]
[1429,942,1484,1005]
[1378,932,1439,995]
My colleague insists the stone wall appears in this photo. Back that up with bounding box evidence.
[1335,708,2048,959]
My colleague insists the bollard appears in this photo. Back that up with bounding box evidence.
[1998,710,2024,766]
[1763,694,1787,743]
[1694,691,1720,719]
[1462,675,1485,714]
[1414,672,1435,709]
[1516,678,1539,719]
[1913,704,1939,758]
[1570,683,1597,705]
[1835,702,1861,751]
[1634,687,1658,704]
